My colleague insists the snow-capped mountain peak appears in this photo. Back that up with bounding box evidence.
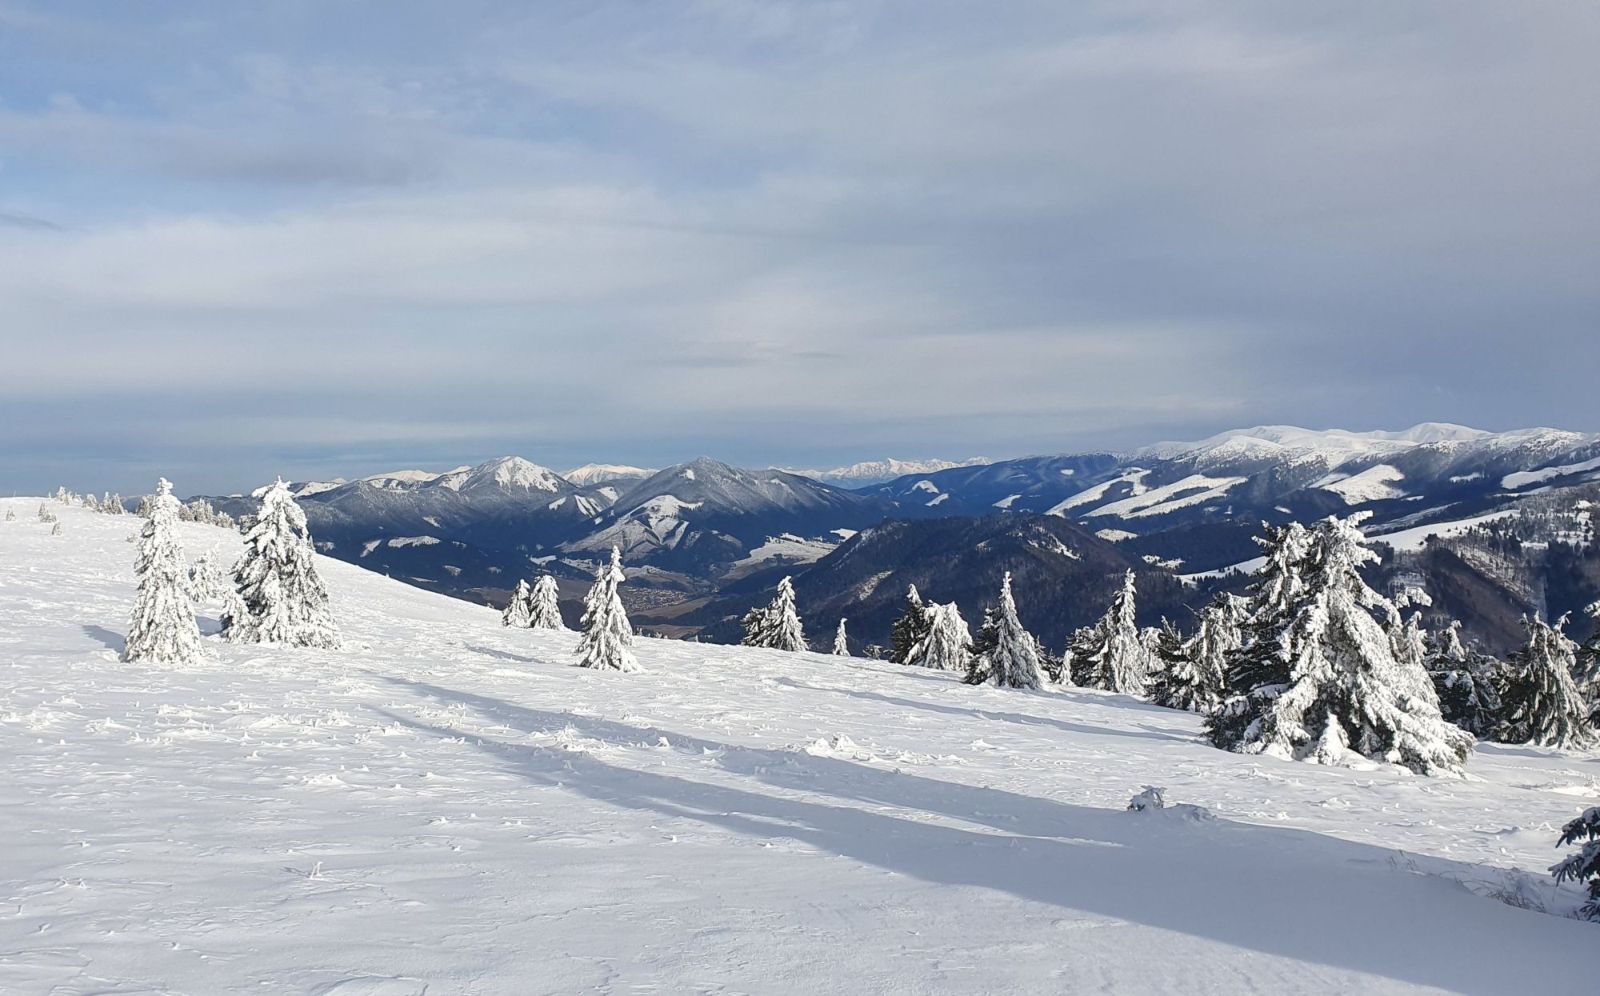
[434,457,567,494]
[562,463,655,487]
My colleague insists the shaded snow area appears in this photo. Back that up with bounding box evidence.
[3,499,1598,994]
[733,534,839,569]
[1502,455,1600,490]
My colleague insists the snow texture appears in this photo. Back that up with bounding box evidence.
[2,498,1599,993]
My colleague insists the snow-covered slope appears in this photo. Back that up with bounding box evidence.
[787,457,990,487]
[3,498,1597,993]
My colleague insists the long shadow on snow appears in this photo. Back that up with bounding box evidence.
[376,675,1589,994]
[81,624,125,653]
[772,677,1197,746]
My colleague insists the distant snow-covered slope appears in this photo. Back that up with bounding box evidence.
[787,456,990,487]
[2,497,1596,994]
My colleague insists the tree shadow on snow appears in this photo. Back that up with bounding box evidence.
[374,674,1591,994]
[771,678,1197,746]
[463,644,543,666]
[81,624,125,653]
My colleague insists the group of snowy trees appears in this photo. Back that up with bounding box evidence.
[502,575,564,630]
[122,478,340,665]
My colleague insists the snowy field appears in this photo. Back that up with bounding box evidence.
[2,498,1598,994]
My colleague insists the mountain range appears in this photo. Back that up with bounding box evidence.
[199,423,1600,653]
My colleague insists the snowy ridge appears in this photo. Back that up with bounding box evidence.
[562,463,655,487]
[786,457,990,486]
[1,498,1597,992]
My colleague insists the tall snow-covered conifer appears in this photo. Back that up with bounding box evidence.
[832,618,851,657]
[123,478,205,665]
[742,576,807,652]
[966,573,1041,689]
[1553,807,1600,920]
[223,479,340,648]
[1070,570,1151,695]
[502,580,534,627]
[1498,615,1593,749]
[574,547,639,672]
[528,575,565,630]
[917,602,973,672]
[1207,515,1472,775]
[1147,620,1216,712]
[1425,621,1502,737]
[890,586,932,664]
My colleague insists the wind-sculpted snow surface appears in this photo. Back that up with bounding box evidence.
[2,498,1599,994]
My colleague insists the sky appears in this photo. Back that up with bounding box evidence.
[1,1,1595,495]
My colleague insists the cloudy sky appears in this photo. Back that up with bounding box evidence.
[1,1,1594,494]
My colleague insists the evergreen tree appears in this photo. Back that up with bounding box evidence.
[1148,619,1219,712]
[1070,570,1151,695]
[1498,615,1593,749]
[502,579,534,627]
[889,585,932,664]
[1425,621,1503,737]
[916,602,973,672]
[134,495,154,518]
[573,546,639,672]
[123,478,205,665]
[50,521,62,536]
[1207,514,1472,775]
[742,576,807,651]
[1187,593,1247,710]
[527,575,565,630]
[223,479,340,648]
[188,548,229,604]
[832,618,850,657]
[1553,806,1600,921]
[3,507,14,521]
[103,492,124,515]
[965,608,998,684]
[965,573,1041,689]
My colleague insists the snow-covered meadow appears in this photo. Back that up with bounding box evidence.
[2,498,1598,994]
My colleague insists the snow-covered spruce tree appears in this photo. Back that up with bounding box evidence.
[965,573,1042,689]
[1425,621,1503,738]
[3,507,14,521]
[573,546,639,672]
[1070,570,1151,695]
[1498,615,1593,749]
[1206,514,1472,775]
[916,602,973,672]
[1184,593,1247,711]
[223,479,340,648]
[742,576,807,652]
[103,493,124,515]
[1148,619,1217,712]
[188,548,229,604]
[965,608,998,683]
[37,503,55,523]
[527,575,565,630]
[502,579,534,627]
[123,478,205,665]
[1553,807,1600,920]
[889,585,932,664]
[832,618,851,657]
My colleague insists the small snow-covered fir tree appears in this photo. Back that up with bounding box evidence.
[890,585,932,664]
[1070,570,1151,695]
[37,502,54,523]
[502,579,534,627]
[965,608,998,684]
[527,575,565,630]
[103,493,124,515]
[1498,615,1593,749]
[1425,621,1503,737]
[1553,807,1600,920]
[573,546,639,672]
[916,602,973,672]
[1147,619,1216,712]
[134,495,153,518]
[188,548,229,603]
[123,478,205,665]
[965,573,1041,689]
[1206,514,1472,775]
[742,576,807,651]
[50,521,62,536]
[223,479,340,649]
[3,507,14,521]
[832,618,850,656]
